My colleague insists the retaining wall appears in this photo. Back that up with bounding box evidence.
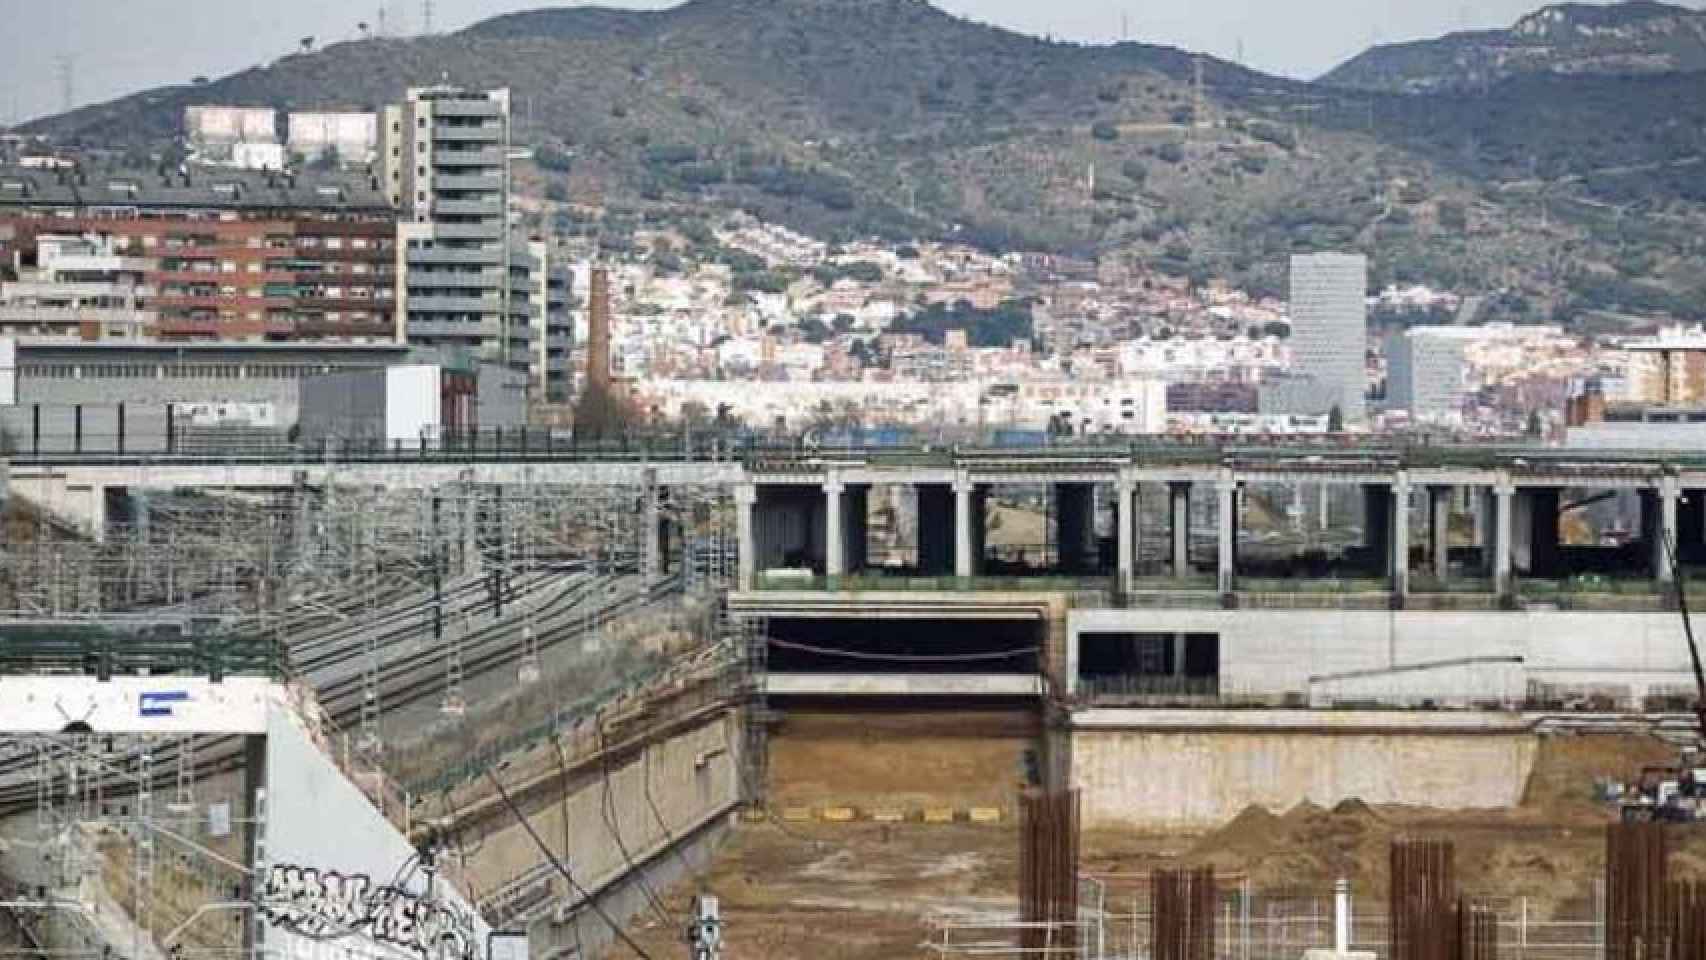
[1069,710,1538,831]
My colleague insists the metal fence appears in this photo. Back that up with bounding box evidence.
[929,886,1608,960]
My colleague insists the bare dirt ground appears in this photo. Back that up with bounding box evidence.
[619,822,1019,959]
[609,734,1706,958]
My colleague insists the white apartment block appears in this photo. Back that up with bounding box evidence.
[0,233,153,341]
[1386,326,1487,420]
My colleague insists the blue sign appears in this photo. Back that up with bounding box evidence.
[139,691,190,718]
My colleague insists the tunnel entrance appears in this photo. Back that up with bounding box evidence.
[764,617,1043,675]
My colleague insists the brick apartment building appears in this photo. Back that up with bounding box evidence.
[0,164,397,343]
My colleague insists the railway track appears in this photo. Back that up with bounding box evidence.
[0,566,685,812]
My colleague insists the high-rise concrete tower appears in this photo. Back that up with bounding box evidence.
[1287,252,1368,424]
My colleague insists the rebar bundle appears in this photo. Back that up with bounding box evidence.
[1459,898,1500,960]
[1018,787,1080,953]
[1390,838,1458,960]
[1606,822,1671,960]
[1152,866,1217,960]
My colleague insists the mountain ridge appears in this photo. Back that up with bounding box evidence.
[14,0,1706,328]
[1322,0,1706,93]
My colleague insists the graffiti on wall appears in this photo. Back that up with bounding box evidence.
[260,864,478,960]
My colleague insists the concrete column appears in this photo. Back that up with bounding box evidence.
[1494,480,1514,598]
[1216,476,1236,595]
[643,467,661,583]
[1429,485,1452,583]
[953,475,974,580]
[85,483,108,544]
[823,476,845,580]
[1172,633,1187,678]
[736,483,757,590]
[1391,476,1410,600]
[1319,482,1331,533]
[1655,477,1680,583]
[1169,481,1192,577]
[1471,486,1486,549]
[1115,476,1135,594]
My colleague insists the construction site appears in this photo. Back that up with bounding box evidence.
[2,438,1706,960]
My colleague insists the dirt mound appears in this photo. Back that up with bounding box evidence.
[1183,799,1395,892]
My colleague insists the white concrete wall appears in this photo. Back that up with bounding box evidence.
[264,707,490,960]
[384,365,441,443]
[1071,710,1537,830]
[1070,608,1701,706]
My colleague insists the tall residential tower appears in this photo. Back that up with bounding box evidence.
[381,86,533,376]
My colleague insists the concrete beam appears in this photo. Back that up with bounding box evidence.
[764,674,1044,697]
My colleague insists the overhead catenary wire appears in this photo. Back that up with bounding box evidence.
[481,768,657,960]
[594,718,679,928]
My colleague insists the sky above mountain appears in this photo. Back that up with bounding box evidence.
[3,0,1704,126]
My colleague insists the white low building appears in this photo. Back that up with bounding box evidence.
[639,377,1167,434]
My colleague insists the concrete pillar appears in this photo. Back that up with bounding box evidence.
[1362,484,1392,577]
[1428,485,1452,582]
[953,475,974,580]
[1494,481,1514,598]
[643,467,661,583]
[1216,476,1236,595]
[1116,477,1135,594]
[1319,482,1330,533]
[823,476,845,580]
[1056,482,1096,574]
[1391,476,1410,599]
[736,483,757,590]
[1169,481,1192,577]
[1173,633,1187,678]
[1471,485,1486,549]
[85,483,108,544]
[917,483,954,574]
[1655,477,1679,583]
